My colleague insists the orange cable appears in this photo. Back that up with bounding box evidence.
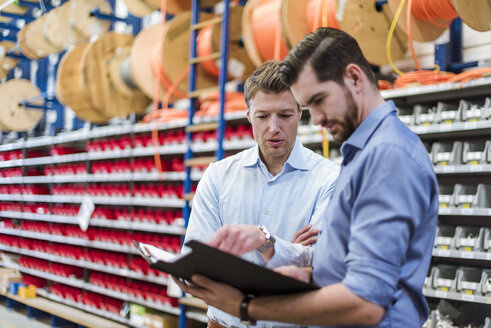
[197,25,220,77]
[251,0,289,62]
[411,0,457,28]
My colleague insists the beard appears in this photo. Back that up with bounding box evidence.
[330,87,359,144]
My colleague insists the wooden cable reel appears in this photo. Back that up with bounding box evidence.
[122,0,156,17]
[338,0,408,66]
[199,6,256,81]
[82,32,149,118]
[17,0,111,59]
[56,43,111,124]
[281,0,408,66]
[160,11,218,99]
[242,0,290,67]
[0,79,43,132]
[0,41,19,80]
[56,32,150,124]
[452,0,491,32]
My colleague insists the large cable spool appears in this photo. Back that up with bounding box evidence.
[387,0,449,42]
[242,0,290,67]
[0,79,43,132]
[56,43,111,124]
[122,0,156,17]
[17,0,111,59]
[68,0,112,39]
[81,32,149,118]
[197,6,256,81]
[0,41,19,80]
[452,0,491,32]
[130,24,168,101]
[281,0,407,66]
[160,11,218,99]
[338,0,408,66]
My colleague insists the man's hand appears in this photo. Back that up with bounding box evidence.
[209,224,266,257]
[172,275,244,317]
[291,224,319,246]
[274,265,312,283]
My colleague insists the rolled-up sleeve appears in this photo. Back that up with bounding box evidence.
[342,145,431,306]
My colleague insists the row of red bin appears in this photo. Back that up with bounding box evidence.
[0,202,21,212]
[81,291,125,314]
[19,256,83,278]
[45,164,87,176]
[0,168,22,177]
[93,158,185,174]
[93,207,181,225]
[0,235,165,278]
[51,146,82,156]
[89,271,177,307]
[192,125,254,144]
[0,202,182,226]
[0,185,49,195]
[22,274,47,288]
[0,150,23,161]
[11,221,181,252]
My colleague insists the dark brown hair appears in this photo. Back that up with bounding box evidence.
[279,27,376,87]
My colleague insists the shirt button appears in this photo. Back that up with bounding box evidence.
[268,181,273,185]
[264,209,270,215]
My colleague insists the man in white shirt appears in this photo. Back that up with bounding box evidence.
[183,60,339,328]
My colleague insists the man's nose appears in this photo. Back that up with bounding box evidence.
[269,116,280,133]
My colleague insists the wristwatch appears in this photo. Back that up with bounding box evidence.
[240,295,257,325]
[257,225,276,252]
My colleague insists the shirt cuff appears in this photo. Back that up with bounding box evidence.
[265,237,314,269]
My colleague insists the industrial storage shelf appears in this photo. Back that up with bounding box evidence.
[0,229,141,254]
[409,120,491,139]
[0,172,203,184]
[36,289,133,327]
[438,207,491,216]
[423,288,491,305]
[0,194,185,208]
[0,211,185,234]
[432,248,491,261]
[0,262,180,315]
[381,77,491,104]
[434,164,491,175]
[0,245,168,286]
[185,311,208,324]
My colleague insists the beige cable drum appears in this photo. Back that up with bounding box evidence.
[0,41,19,79]
[81,32,149,118]
[122,0,155,17]
[55,43,112,124]
[24,14,61,57]
[44,2,85,51]
[0,79,44,132]
[17,24,41,60]
[452,0,491,32]
[338,0,407,66]
[69,0,112,39]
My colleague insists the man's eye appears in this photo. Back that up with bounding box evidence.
[280,114,293,118]
[256,115,267,119]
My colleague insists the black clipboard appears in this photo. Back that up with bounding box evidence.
[134,240,318,296]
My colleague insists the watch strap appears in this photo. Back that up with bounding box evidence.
[240,295,256,325]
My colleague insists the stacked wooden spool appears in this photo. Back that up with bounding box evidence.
[56,32,150,124]
[17,0,112,59]
[243,0,408,67]
[0,79,43,132]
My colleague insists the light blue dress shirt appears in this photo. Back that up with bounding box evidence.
[184,137,339,328]
[312,101,438,328]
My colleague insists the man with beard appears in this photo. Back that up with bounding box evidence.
[175,28,439,328]
[183,60,339,328]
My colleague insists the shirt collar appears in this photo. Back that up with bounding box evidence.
[243,137,309,171]
[341,100,396,160]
